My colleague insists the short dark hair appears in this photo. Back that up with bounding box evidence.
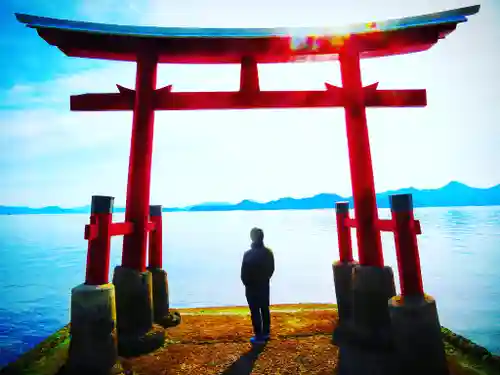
[250,227,264,242]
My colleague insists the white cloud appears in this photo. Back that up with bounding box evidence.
[0,63,137,108]
[0,109,133,161]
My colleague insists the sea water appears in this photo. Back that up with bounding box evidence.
[0,206,499,366]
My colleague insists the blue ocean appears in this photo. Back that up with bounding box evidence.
[0,207,499,367]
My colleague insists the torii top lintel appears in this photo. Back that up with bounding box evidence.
[16,5,479,64]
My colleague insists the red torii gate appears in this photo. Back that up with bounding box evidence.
[16,5,479,374]
[18,11,441,272]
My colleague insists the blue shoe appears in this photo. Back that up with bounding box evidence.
[250,335,266,345]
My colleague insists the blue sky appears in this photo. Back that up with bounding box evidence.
[0,0,498,208]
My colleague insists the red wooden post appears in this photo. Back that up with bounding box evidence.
[336,201,353,263]
[240,56,260,93]
[85,195,114,285]
[122,49,158,272]
[148,205,163,269]
[339,42,384,268]
[390,193,424,297]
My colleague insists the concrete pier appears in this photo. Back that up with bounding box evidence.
[389,295,449,375]
[66,283,117,374]
[112,266,165,357]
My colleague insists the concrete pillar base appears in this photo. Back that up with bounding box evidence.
[112,266,165,356]
[337,344,397,375]
[352,265,396,331]
[117,323,166,357]
[332,260,357,324]
[66,283,117,375]
[333,265,396,351]
[389,294,449,375]
[148,267,170,326]
[161,310,182,328]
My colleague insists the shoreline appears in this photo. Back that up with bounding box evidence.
[1,204,500,216]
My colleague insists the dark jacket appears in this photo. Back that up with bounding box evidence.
[241,242,275,287]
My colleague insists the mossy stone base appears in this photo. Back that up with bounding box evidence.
[65,283,117,375]
[147,267,170,325]
[332,261,357,324]
[117,323,165,358]
[158,311,182,328]
[389,295,449,375]
[351,265,396,333]
[112,266,153,335]
[112,266,166,356]
[337,343,397,375]
[332,320,394,351]
[334,266,395,350]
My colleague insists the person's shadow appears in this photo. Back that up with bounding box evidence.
[220,343,267,375]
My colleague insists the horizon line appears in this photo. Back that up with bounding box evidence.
[2,180,499,210]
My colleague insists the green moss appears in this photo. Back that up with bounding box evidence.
[442,327,500,375]
[0,325,70,375]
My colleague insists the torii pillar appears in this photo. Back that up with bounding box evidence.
[332,41,397,358]
[111,49,165,355]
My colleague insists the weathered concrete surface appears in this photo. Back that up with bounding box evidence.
[334,265,396,345]
[337,343,397,375]
[65,283,117,375]
[333,265,397,375]
[147,267,170,326]
[332,260,357,324]
[389,295,449,375]
[112,266,165,357]
[351,265,396,334]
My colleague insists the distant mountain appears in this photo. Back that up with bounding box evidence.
[185,182,500,211]
[0,204,185,215]
[187,194,345,211]
[1,181,499,215]
[0,205,90,215]
[185,201,232,211]
[373,181,500,208]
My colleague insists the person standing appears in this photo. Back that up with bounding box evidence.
[241,227,275,344]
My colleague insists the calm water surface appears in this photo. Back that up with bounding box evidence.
[0,206,499,366]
